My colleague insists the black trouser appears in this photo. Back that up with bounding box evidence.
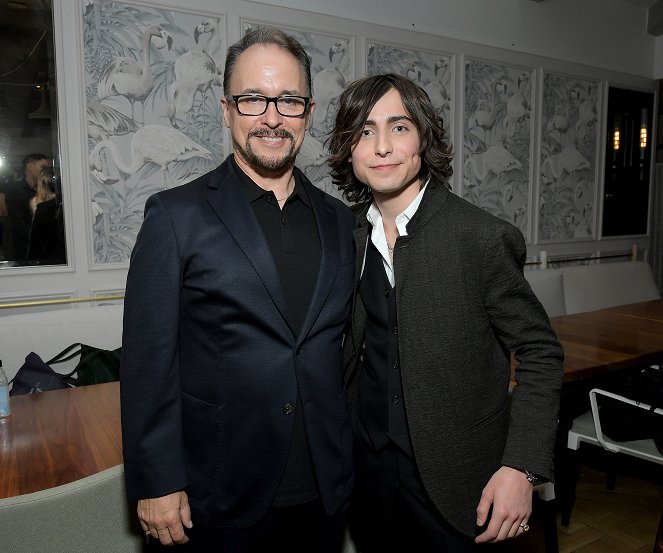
[149,497,347,553]
[350,437,477,553]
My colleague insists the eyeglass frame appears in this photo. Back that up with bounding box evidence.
[229,94,311,117]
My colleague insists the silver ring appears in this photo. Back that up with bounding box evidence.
[519,523,530,532]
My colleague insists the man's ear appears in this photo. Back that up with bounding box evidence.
[220,97,231,128]
[305,100,315,130]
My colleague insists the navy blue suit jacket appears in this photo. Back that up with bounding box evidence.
[121,156,355,527]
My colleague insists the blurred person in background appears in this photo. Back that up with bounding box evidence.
[27,166,65,264]
[5,153,50,262]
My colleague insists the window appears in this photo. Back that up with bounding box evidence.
[0,0,63,266]
[602,87,654,237]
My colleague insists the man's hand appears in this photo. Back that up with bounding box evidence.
[474,466,533,543]
[139,491,193,546]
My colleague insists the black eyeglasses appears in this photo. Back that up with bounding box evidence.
[230,94,310,117]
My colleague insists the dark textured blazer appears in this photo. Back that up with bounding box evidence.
[121,155,355,527]
[344,179,564,537]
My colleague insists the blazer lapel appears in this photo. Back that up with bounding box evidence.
[350,209,370,358]
[296,178,340,343]
[205,161,291,334]
[353,221,369,290]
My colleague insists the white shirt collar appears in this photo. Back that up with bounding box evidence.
[363,179,429,287]
[366,178,429,236]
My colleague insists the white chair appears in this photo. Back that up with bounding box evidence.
[562,261,660,315]
[524,267,567,318]
[562,386,663,525]
[0,464,143,553]
[568,388,663,462]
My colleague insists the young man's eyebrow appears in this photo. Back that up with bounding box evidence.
[364,115,413,126]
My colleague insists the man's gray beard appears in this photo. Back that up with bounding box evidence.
[233,133,301,176]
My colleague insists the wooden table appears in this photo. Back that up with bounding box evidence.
[3,302,663,499]
[0,381,122,499]
[550,300,663,383]
[549,300,663,532]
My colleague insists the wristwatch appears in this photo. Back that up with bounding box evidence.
[520,469,537,483]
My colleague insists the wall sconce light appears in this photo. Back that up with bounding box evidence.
[613,128,620,150]
[639,108,648,150]
[28,82,50,120]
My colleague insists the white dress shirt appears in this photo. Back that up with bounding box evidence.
[363,181,429,287]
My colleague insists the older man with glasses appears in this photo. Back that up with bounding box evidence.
[120,26,355,553]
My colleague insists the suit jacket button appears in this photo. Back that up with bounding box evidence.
[283,403,294,415]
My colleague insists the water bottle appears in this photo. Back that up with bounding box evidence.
[0,361,10,418]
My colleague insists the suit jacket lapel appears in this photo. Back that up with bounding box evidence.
[296,175,341,343]
[353,214,369,290]
[350,206,370,358]
[205,160,291,335]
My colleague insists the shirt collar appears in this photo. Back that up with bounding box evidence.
[232,155,309,207]
[365,178,429,236]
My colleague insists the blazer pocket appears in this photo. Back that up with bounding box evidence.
[181,392,224,501]
[458,405,506,435]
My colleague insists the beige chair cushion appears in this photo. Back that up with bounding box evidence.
[563,261,660,314]
[524,268,567,318]
[0,464,142,553]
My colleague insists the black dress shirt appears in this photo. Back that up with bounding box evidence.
[235,158,321,506]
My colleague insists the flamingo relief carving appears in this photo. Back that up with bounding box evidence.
[465,145,523,187]
[97,26,173,123]
[168,18,223,129]
[503,72,531,141]
[87,102,139,142]
[309,41,349,138]
[468,98,496,143]
[90,125,212,189]
[423,57,451,119]
[310,67,346,138]
[538,75,598,240]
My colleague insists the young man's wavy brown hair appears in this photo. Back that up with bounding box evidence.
[327,73,452,204]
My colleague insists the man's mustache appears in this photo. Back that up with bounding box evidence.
[248,129,295,141]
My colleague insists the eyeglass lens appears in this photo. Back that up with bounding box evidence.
[236,96,307,116]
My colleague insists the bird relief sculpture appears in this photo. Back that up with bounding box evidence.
[538,74,598,240]
[97,25,173,123]
[90,125,212,190]
[463,60,532,237]
[167,18,223,132]
[84,2,225,264]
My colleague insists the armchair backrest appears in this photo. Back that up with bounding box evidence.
[589,387,663,463]
[0,464,142,553]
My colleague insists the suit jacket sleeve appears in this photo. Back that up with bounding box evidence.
[120,193,188,500]
[479,223,564,481]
